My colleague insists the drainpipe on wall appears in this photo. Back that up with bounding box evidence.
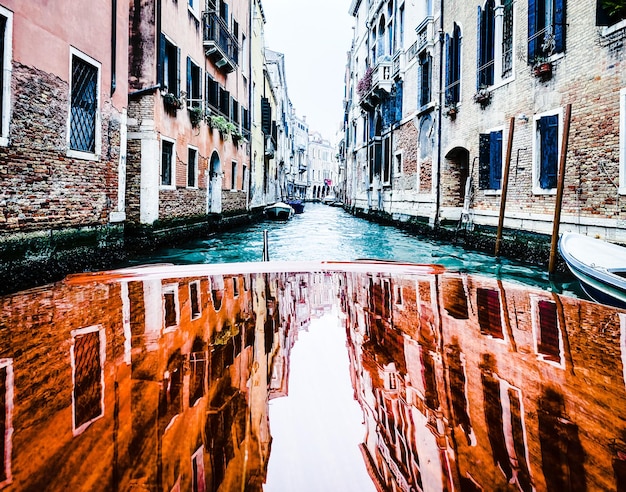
[111,0,117,94]
[434,0,444,229]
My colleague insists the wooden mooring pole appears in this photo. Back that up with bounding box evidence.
[495,117,515,257]
[548,103,572,274]
[263,230,269,261]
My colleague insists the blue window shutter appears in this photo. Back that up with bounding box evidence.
[528,0,537,62]
[486,1,495,85]
[479,133,490,189]
[158,33,166,86]
[554,0,566,53]
[453,25,461,103]
[445,33,452,104]
[540,115,559,189]
[186,56,192,101]
[490,131,502,189]
[477,5,483,88]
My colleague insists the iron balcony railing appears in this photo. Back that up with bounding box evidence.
[202,11,239,72]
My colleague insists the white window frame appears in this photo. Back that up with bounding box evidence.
[186,56,202,109]
[187,0,200,20]
[67,47,102,161]
[394,149,403,176]
[530,295,564,367]
[70,325,106,436]
[619,88,626,194]
[187,145,198,189]
[162,283,180,332]
[160,136,176,189]
[0,6,12,147]
[231,160,238,191]
[532,107,563,196]
[189,279,202,320]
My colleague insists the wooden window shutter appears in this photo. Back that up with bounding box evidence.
[489,130,502,189]
[540,115,558,189]
[528,0,537,62]
[554,0,566,53]
[261,97,271,135]
[478,133,491,189]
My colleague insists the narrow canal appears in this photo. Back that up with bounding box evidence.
[132,202,576,293]
[6,203,624,491]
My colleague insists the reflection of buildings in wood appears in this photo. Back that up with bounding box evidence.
[1,269,626,491]
[342,271,626,492]
[0,273,278,491]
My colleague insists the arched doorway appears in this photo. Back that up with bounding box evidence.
[208,151,222,214]
[444,146,470,207]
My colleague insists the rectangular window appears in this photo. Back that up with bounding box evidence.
[189,351,206,407]
[71,326,105,435]
[534,112,559,192]
[0,7,12,147]
[219,0,228,23]
[219,87,230,116]
[242,163,248,192]
[189,280,201,319]
[383,135,391,184]
[0,359,13,487]
[419,53,431,107]
[445,26,461,105]
[534,299,561,363]
[231,161,237,190]
[233,277,239,297]
[206,74,219,110]
[478,130,503,190]
[477,3,495,88]
[502,0,514,78]
[528,0,566,61]
[160,35,180,96]
[395,151,403,175]
[69,50,101,157]
[188,0,200,18]
[477,288,504,339]
[187,147,198,188]
[231,98,239,124]
[161,139,175,187]
[162,283,180,330]
[186,57,202,108]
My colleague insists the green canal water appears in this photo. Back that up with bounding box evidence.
[132,202,581,296]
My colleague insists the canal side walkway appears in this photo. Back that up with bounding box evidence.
[0,205,565,296]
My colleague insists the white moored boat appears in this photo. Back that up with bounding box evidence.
[558,232,626,308]
[263,202,294,221]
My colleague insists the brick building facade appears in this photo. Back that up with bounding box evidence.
[344,0,626,245]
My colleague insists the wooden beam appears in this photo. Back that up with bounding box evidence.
[495,117,515,257]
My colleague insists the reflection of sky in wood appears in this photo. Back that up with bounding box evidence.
[264,310,376,491]
[262,0,353,142]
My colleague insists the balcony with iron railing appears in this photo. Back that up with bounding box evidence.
[202,11,239,73]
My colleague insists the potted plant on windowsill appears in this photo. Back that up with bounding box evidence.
[532,56,553,79]
[163,92,182,110]
[208,115,238,140]
[188,106,204,127]
[444,101,458,119]
[473,86,491,107]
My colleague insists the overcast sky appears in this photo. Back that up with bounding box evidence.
[261,0,354,142]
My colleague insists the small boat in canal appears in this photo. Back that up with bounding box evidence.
[264,201,294,221]
[285,198,304,214]
[558,231,626,308]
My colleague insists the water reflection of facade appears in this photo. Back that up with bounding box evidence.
[342,271,626,491]
[2,268,626,489]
